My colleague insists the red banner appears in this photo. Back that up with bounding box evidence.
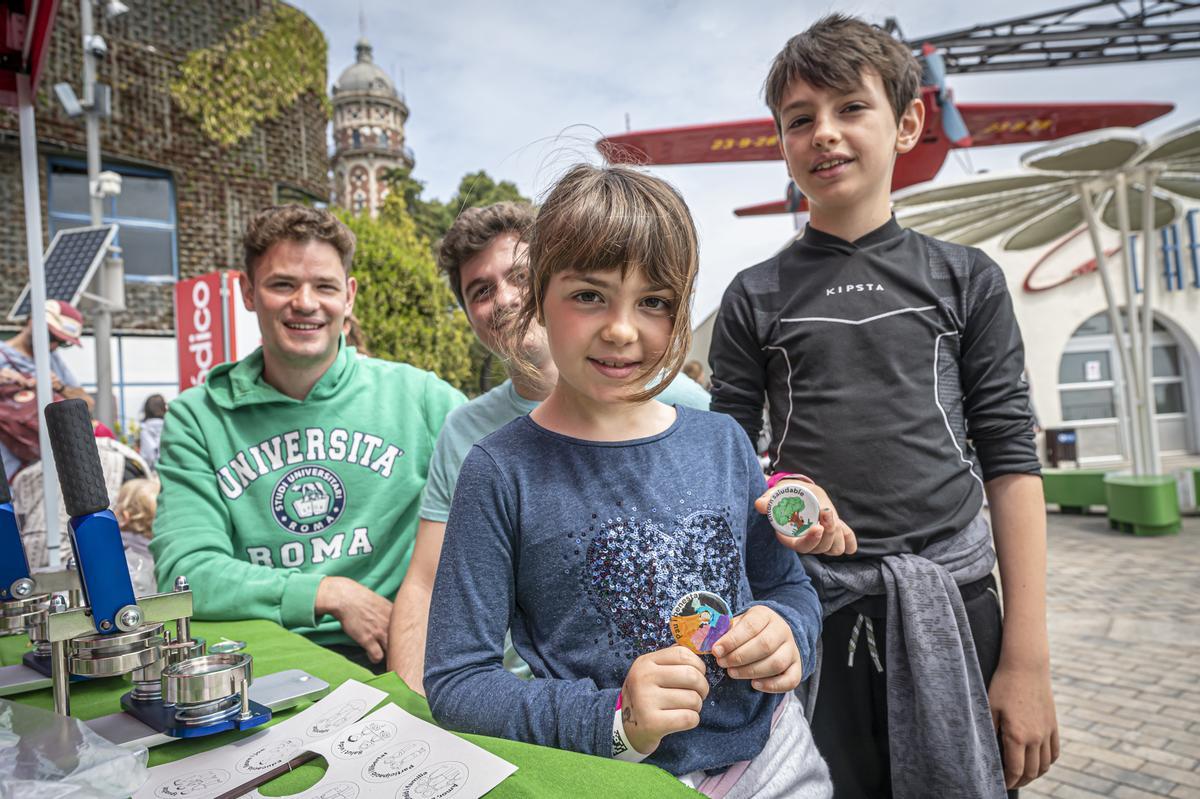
[174,271,236,391]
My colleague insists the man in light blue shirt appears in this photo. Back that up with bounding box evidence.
[387,203,710,691]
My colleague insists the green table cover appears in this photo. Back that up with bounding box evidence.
[1,619,697,797]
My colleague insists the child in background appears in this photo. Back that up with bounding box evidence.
[115,477,159,596]
[425,165,831,798]
[709,15,1058,797]
[138,394,167,471]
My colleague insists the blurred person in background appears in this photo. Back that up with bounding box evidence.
[139,394,168,471]
[0,300,91,479]
[115,477,160,595]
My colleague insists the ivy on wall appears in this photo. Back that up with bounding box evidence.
[170,4,330,147]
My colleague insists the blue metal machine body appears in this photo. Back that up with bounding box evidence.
[121,693,272,738]
[69,510,136,634]
[0,502,31,599]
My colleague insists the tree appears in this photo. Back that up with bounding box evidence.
[338,198,476,393]
[382,167,454,247]
[448,170,527,213]
[383,167,531,249]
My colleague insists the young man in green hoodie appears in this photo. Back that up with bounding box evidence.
[152,205,465,670]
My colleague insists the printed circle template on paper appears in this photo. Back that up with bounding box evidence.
[399,761,470,799]
[235,737,303,773]
[331,719,397,759]
[307,699,367,739]
[363,739,431,782]
[669,591,733,655]
[154,769,231,798]
[298,781,359,799]
[765,484,820,537]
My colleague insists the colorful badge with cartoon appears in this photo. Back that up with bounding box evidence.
[766,483,820,537]
[669,591,732,655]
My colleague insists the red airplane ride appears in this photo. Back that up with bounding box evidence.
[599,94,1171,217]
[597,4,1189,217]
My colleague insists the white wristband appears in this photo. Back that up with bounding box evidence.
[611,706,649,763]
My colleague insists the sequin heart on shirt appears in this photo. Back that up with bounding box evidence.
[584,508,743,683]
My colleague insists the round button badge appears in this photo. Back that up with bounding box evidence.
[669,591,732,655]
[766,483,820,537]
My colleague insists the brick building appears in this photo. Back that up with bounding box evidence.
[0,0,329,425]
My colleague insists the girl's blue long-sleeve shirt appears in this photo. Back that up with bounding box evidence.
[424,406,821,776]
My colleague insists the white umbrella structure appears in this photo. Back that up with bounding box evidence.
[895,121,1200,476]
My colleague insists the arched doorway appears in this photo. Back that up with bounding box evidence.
[1057,312,1196,463]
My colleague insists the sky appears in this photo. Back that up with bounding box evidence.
[291,0,1200,322]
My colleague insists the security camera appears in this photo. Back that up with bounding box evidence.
[84,34,108,58]
[54,83,83,118]
[93,171,122,199]
[105,0,130,18]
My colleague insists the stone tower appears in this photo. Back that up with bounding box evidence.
[331,31,413,217]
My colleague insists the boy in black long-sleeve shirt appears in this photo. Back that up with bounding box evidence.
[710,15,1059,799]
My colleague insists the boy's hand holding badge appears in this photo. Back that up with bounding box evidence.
[757,477,858,556]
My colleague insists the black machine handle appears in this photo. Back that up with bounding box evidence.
[44,399,110,517]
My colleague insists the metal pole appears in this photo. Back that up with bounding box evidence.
[51,638,71,716]
[1113,172,1147,475]
[17,74,63,568]
[1078,183,1142,474]
[1139,169,1162,475]
[81,0,116,429]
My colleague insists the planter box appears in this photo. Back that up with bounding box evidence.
[1042,468,1110,513]
[1104,475,1182,536]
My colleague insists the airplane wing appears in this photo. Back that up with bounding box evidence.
[958,102,1173,148]
[599,119,779,165]
[734,200,792,217]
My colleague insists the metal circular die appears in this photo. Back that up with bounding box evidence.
[208,638,246,655]
[0,593,51,633]
[69,623,164,677]
[10,577,35,598]
[129,635,201,683]
[162,653,253,706]
[174,694,242,727]
[169,636,206,662]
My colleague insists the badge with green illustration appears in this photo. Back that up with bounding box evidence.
[766,484,820,537]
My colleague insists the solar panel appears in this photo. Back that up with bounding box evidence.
[8,224,118,321]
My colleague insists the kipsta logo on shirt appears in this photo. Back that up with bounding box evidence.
[826,283,885,296]
[272,465,346,534]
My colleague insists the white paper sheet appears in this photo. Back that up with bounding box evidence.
[243,703,518,799]
[136,679,388,799]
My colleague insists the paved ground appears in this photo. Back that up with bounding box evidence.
[1024,511,1200,798]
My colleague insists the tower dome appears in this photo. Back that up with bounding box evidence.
[331,33,413,217]
[333,39,397,97]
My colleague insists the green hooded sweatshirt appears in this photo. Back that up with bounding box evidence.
[150,344,465,645]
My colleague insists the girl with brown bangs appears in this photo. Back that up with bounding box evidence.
[424,164,833,797]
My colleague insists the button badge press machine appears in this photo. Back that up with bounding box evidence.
[0,399,328,748]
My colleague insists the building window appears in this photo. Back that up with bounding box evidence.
[1153,344,1185,414]
[1059,350,1116,421]
[1057,310,1195,461]
[48,161,178,283]
[380,130,389,149]
[352,130,361,148]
